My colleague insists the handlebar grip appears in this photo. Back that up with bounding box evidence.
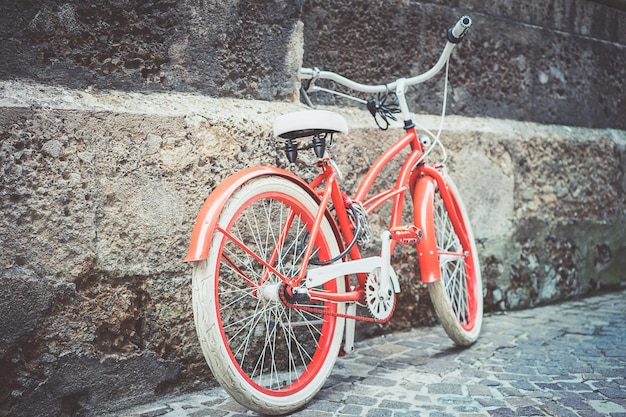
[300,67,316,80]
[447,15,472,43]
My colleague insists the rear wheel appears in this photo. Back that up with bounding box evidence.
[427,175,483,346]
[192,175,345,415]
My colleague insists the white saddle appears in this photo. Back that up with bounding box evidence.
[273,110,348,141]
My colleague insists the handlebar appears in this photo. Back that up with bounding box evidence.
[300,16,472,95]
[449,15,472,42]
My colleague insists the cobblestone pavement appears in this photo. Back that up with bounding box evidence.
[118,290,626,417]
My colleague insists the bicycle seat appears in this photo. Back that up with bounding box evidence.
[273,110,348,141]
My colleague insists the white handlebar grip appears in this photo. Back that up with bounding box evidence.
[300,67,314,79]
[451,15,472,39]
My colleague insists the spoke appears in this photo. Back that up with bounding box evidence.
[227,226,261,284]
[221,252,256,287]
[436,193,470,324]
[243,201,267,260]
[263,199,279,263]
[279,309,313,380]
[224,299,264,337]
[278,307,299,385]
[235,307,266,364]
[278,216,308,277]
[218,281,256,311]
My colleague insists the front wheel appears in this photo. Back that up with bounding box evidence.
[192,175,345,415]
[427,174,483,346]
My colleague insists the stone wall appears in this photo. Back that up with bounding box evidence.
[1,84,625,416]
[302,0,626,129]
[1,0,624,128]
[1,0,625,415]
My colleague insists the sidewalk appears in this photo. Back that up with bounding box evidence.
[118,290,626,417]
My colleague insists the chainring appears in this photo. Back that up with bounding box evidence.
[364,267,395,322]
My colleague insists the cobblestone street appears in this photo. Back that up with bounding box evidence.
[118,290,626,417]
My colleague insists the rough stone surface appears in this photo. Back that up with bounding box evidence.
[114,290,626,417]
[11,352,182,417]
[0,1,624,128]
[0,269,74,354]
[1,81,625,415]
[302,0,626,129]
[0,0,304,99]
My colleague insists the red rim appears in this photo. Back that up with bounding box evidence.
[213,190,339,397]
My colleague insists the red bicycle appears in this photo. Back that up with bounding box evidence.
[185,15,482,415]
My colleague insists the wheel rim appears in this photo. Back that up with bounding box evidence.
[433,192,478,332]
[214,190,339,396]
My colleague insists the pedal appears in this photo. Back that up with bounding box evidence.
[389,225,423,244]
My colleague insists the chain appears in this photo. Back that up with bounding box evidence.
[279,287,389,323]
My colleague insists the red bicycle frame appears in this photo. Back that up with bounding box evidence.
[185,125,472,312]
[297,125,471,305]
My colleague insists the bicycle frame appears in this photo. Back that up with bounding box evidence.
[185,127,471,315]
[284,125,471,309]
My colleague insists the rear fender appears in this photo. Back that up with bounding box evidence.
[184,166,316,262]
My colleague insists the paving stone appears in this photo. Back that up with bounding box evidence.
[535,382,564,390]
[188,409,224,417]
[557,382,595,392]
[499,387,523,396]
[304,399,340,413]
[598,388,626,399]
[427,383,464,395]
[560,396,597,410]
[581,391,606,400]
[487,407,516,416]
[338,404,364,415]
[138,406,172,417]
[360,376,399,387]
[509,380,536,391]
[504,396,539,408]
[467,385,493,396]
[377,399,412,410]
[476,397,508,408]
[540,402,583,417]
[393,412,426,417]
[364,408,393,417]
[514,406,545,416]
[114,290,626,417]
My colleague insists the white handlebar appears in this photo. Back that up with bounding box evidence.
[300,16,472,95]
[451,15,472,40]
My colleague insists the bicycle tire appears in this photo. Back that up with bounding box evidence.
[425,174,483,346]
[192,175,345,415]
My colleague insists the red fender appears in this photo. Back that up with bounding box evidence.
[412,175,440,283]
[184,166,317,262]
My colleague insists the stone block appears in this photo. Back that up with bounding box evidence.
[1,82,625,415]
